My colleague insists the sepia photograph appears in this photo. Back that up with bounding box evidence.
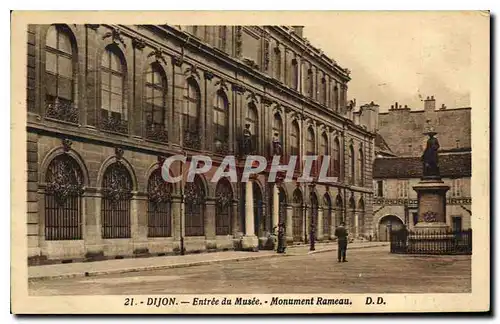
[10,10,490,314]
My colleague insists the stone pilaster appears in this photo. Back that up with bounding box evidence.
[84,191,104,259]
[132,194,149,254]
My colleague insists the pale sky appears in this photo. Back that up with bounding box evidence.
[302,12,472,112]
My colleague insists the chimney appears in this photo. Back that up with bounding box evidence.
[424,95,436,112]
[440,103,447,110]
[292,26,304,37]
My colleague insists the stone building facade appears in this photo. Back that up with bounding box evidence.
[372,97,472,241]
[26,24,376,263]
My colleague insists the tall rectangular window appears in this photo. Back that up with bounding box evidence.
[377,180,384,197]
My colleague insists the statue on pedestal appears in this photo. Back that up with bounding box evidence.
[272,132,283,156]
[242,123,253,155]
[422,130,440,178]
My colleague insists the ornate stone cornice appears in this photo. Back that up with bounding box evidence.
[261,97,273,106]
[85,24,100,30]
[172,55,183,67]
[231,83,246,94]
[204,71,214,80]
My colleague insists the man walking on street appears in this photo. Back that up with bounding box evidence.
[335,222,349,262]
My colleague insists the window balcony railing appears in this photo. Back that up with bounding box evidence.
[183,130,201,150]
[45,97,79,124]
[145,122,168,143]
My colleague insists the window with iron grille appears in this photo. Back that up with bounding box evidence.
[44,154,84,240]
[45,25,78,124]
[147,168,172,237]
[215,179,232,235]
[335,195,343,226]
[184,177,205,236]
[311,193,319,237]
[101,162,132,239]
[144,63,168,142]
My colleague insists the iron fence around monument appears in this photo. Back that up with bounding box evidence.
[390,228,472,255]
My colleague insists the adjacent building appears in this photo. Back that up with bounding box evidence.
[26,24,377,263]
[373,97,472,241]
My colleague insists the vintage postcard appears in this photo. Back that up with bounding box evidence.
[11,10,490,314]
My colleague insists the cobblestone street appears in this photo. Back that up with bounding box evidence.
[29,247,471,295]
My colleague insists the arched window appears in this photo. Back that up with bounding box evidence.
[290,120,300,173]
[145,63,168,142]
[184,176,205,236]
[292,189,303,242]
[333,137,341,178]
[291,58,298,90]
[101,162,133,239]
[307,127,316,175]
[147,168,172,237]
[44,154,84,240]
[349,144,355,184]
[45,25,78,124]
[320,77,327,106]
[358,148,364,186]
[213,90,229,153]
[358,198,365,237]
[274,47,281,81]
[348,196,356,233]
[273,113,283,145]
[323,194,332,239]
[215,179,233,235]
[334,85,339,112]
[245,103,258,153]
[183,79,201,149]
[101,46,127,133]
[320,132,328,176]
[307,69,314,98]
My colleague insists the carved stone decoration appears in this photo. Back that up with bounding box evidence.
[115,147,124,161]
[263,39,270,71]
[215,79,229,92]
[45,98,79,124]
[172,55,183,67]
[147,48,168,66]
[422,211,438,223]
[242,57,259,70]
[204,71,214,81]
[148,169,172,204]
[132,38,146,50]
[101,162,133,202]
[102,27,127,48]
[45,155,84,205]
[261,97,273,107]
[231,83,246,94]
[246,92,259,104]
[184,64,201,79]
[235,26,243,57]
[62,138,73,152]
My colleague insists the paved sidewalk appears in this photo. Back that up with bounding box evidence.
[28,241,389,281]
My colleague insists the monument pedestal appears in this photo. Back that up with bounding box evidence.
[408,178,453,253]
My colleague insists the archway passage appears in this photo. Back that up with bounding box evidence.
[253,182,264,237]
[278,187,287,225]
[378,215,404,242]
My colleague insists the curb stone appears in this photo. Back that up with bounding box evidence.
[28,253,283,282]
[29,244,389,281]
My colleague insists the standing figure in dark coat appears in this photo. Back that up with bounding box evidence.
[334,222,349,262]
[422,131,440,177]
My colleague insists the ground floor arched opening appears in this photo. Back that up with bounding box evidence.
[378,215,404,241]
